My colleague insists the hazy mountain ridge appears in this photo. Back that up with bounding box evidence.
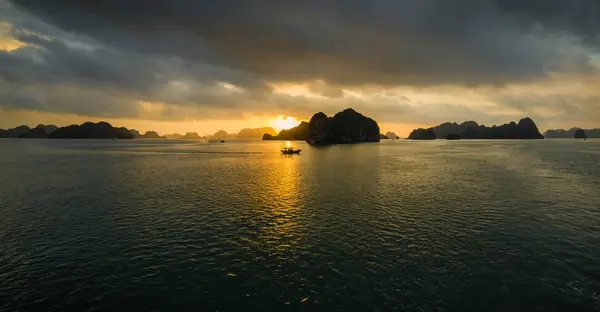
[237,127,277,139]
[543,128,600,138]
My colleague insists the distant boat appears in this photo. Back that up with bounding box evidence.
[281,146,302,154]
[208,139,225,143]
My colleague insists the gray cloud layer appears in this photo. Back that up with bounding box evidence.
[1,0,600,127]
[9,0,600,86]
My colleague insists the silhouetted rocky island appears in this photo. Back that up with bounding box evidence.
[408,117,544,140]
[407,128,436,140]
[138,131,162,139]
[385,131,400,139]
[210,130,236,139]
[380,133,388,139]
[544,128,600,138]
[238,127,277,139]
[180,132,202,139]
[428,121,478,139]
[49,122,134,139]
[0,125,34,138]
[306,109,380,144]
[2,123,139,139]
[574,129,587,139]
[263,122,309,140]
[18,125,58,138]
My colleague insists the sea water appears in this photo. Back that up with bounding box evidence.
[1,139,599,311]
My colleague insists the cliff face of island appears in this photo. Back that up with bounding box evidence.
[544,128,600,138]
[408,117,544,140]
[263,122,309,140]
[306,109,380,144]
[237,127,277,139]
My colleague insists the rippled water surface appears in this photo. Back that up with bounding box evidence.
[1,139,599,311]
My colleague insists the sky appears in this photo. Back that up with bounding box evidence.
[1,0,600,136]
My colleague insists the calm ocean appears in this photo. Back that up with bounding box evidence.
[1,139,599,311]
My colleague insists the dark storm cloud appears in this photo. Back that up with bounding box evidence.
[8,0,600,86]
[496,0,600,40]
[2,0,600,128]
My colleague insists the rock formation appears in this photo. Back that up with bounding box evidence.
[574,129,588,139]
[0,125,31,138]
[515,118,545,139]
[209,130,236,139]
[544,128,600,138]
[380,133,389,140]
[431,121,479,139]
[180,132,202,139]
[385,131,400,139]
[407,128,436,140]
[237,127,277,139]
[306,109,380,144]
[128,129,142,138]
[409,117,543,140]
[263,122,310,140]
[138,131,162,139]
[18,124,58,138]
[49,122,134,139]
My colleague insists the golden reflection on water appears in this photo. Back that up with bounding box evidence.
[258,155,302,256]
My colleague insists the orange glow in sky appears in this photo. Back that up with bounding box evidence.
[272,115,300,131]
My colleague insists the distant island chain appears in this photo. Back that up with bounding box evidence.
[1,109,597,143]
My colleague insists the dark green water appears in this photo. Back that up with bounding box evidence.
[1,139,599,311]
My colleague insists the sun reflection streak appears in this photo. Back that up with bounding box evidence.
[258,156,302,256]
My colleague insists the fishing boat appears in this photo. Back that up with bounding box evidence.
[281,146,302,154]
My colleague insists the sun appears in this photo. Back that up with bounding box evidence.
[272,115,300,131]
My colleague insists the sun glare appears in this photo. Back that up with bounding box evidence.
[272,115,300,131]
